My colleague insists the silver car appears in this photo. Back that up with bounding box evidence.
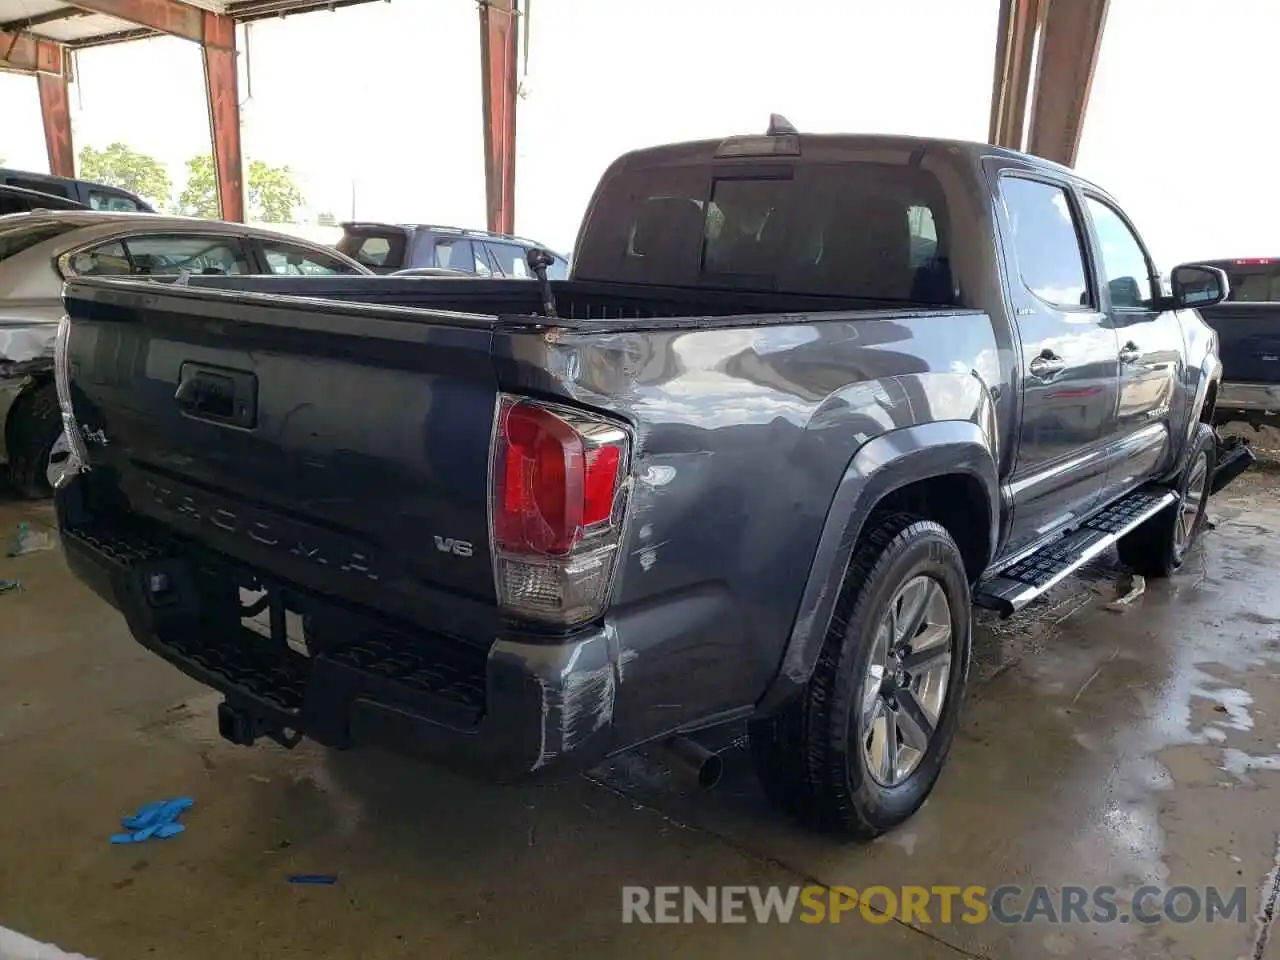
[0,211,370,497]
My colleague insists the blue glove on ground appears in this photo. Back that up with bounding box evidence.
[110,797,193,844]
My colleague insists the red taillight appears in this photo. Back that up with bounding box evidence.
[1234,258,1277,265]
[496,402,585,555]
[492,395,629,568]
[583,444,622,525]
[490,395,631,624]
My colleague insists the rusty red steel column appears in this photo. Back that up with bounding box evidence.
[202,11,244,222]
[988,0,1044,152]
[37,65,75,178]
[479,0,518,235]
[1027,0,1111,167]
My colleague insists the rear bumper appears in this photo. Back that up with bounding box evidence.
[1217,381,1280,417]
[55,476,618,781]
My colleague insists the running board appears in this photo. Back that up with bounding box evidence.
[975,489,1177,617]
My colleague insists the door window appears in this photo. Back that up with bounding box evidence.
[483,242,529,277]
[260,241,359,275]
[67,235,249,276]
[1000,177,1091,309]
[433,238,474,271]
[66,241,131,276]
[1084,196,1154,308]
[88,190,142,212]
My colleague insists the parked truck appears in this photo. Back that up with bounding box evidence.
[52,122,1253,838]
[1195,257,1280,428]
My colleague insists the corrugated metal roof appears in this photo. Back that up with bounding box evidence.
[0,0,380,52]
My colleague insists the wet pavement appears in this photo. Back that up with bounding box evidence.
[1,470,1278,959]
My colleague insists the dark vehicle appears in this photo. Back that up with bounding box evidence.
[1195,257,1280,426]
[0,168,155,213]
[337,221,569,279]
[0,184,88,215]
[53,123,1252,839]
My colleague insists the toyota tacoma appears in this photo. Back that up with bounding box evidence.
[52,121,1252,838]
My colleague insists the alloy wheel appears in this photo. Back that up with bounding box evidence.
[859,575,953,786]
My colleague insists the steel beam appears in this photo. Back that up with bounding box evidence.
[0,28,64,74]
[1027,0,1110,167]
[202,11,244,221]
[479,0,518,235]
[64,0,215,46]
[0,7,88,32]
[988,0,1044,152]
[38,68,75,177]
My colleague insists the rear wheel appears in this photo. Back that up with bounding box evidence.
[1117,424,1216,578]
[749,513,971,839]
[6,382,64,500]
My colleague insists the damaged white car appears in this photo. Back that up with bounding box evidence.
[0,211,370,497]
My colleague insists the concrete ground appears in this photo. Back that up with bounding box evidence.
[2,470,1279,960]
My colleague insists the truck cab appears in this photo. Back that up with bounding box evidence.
[0,168,154,213]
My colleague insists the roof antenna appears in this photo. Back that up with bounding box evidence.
[767,113,798,136]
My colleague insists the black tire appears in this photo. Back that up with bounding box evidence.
[749,512,972,839]
[1117,424,1216,578]
[6,382,63,500]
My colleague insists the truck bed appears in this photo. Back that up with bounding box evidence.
[58,273,998,767]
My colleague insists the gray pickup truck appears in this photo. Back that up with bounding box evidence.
[52,123,1252,838]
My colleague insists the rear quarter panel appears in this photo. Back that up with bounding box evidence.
[495,310,1002,733]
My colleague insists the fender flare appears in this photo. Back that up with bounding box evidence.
[755,420,999,714]
[1169,352,1222,481]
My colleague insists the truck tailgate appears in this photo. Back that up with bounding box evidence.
[1201,303,1280,384]
[61,280,502,625]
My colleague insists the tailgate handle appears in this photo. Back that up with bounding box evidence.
[175,363,257,428]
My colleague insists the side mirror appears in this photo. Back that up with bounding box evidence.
[1170,263,1230,310]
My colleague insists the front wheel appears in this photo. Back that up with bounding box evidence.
[749,513,972,839]
[1117,424,1216,578]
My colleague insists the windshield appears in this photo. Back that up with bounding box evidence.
[0,221,79,263]
[572,161,955,304]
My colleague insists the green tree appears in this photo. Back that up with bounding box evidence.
[175,155,304,223]
[175,155,218,219]
[77,143,172,209]
[247,160,304,223]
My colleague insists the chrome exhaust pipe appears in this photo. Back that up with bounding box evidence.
[662,736,724,789]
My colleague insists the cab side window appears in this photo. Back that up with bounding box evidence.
[1000,176,1092,310]
[1084,196,1154,309]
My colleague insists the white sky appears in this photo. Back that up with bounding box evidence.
[0,0,1276,263]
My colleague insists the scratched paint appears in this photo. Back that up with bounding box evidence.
[530,661,618,770]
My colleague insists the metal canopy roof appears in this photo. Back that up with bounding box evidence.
[0,0,379,49]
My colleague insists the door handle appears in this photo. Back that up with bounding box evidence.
[1119,342,1142,365]
[1028,350,1066,379]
